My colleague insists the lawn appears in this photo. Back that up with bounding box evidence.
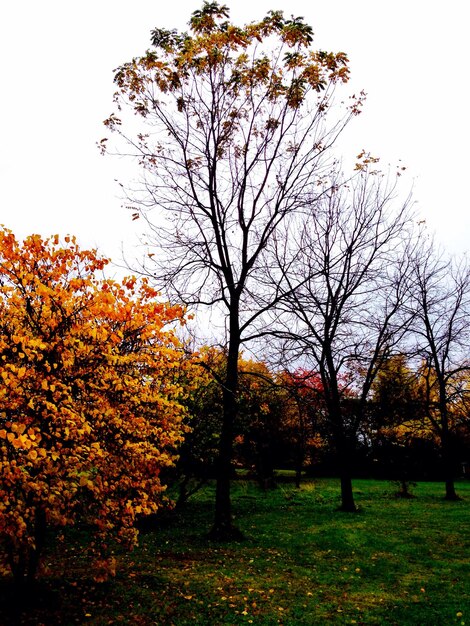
[1,478,469,625]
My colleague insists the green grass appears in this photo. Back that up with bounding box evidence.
[1,478,469,625]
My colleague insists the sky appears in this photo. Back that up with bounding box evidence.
[0,0,469,270]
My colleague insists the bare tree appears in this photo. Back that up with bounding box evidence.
[409,243,470,500]
[103,2,358,538]
[268,168,416,511]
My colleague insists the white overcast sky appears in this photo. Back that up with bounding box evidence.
[0,0,469,267]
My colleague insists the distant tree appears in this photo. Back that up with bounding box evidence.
[168,346,225,506]
[0,230,188,584]
[368,354,427,492]
[103,2,358,538]
[409,246,470,499]
[371,354,422,425]
[277,369,326,487]
[174,348,284,497]
[270,167,416,510]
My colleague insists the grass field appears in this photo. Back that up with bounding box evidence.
[1,478,469,625]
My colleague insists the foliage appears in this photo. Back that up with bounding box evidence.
[371,354,424,428]
[367,355,427,480]
[172,348,286,497]
[0,229,189,583]
[234,356,284,487]
[167,346,225,504]
[276,369,327,483]
[102,0,356,318]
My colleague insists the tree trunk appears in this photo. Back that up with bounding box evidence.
[294,438,305,488]
[27,507,47,584]
[294,412,305,489]
[337,438,357,512]
[209,320,244,540]
[7,507,47,589]
[327,387,357,512]
[339,474,356,511]
[445,477,459,500]
[439,394,460,501]
[442,434,459,501]
[210,385,238,539]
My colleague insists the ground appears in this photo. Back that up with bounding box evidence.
[1,477,469,625]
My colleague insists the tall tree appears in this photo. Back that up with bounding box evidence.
[270,167,416,510]
[103,2,357,538]
[409,243,470,499]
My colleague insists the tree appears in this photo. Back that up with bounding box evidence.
[277,369,326,487]
[234,356,283,489]
[271,167,416,510]
[167,345,225,506]
[368,353,427,493]
[0,229,188,584]
[409,244,470,499]
[371,354,423,428]
[102,2,357,538]
[173,348,284,499]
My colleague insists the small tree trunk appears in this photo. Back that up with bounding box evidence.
[445,477,459,500]
[256,440,276,490]
[337,438,357,511]
[211,422,244,539]
[26,507,47,584]
[443,438,459,500]
[7,546,27,588]
[7,507,47,589]
[294,435,304,488]
[211,458,235,538]
[440,409,460,501]
[339,474,356,512]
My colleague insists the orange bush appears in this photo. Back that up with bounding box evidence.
[0,229,189,583]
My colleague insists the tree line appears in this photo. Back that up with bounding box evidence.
[172,347,470,502]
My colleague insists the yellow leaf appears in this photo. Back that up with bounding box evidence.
[12,423,26,435]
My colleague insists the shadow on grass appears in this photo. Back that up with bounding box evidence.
[0,577,103,625]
